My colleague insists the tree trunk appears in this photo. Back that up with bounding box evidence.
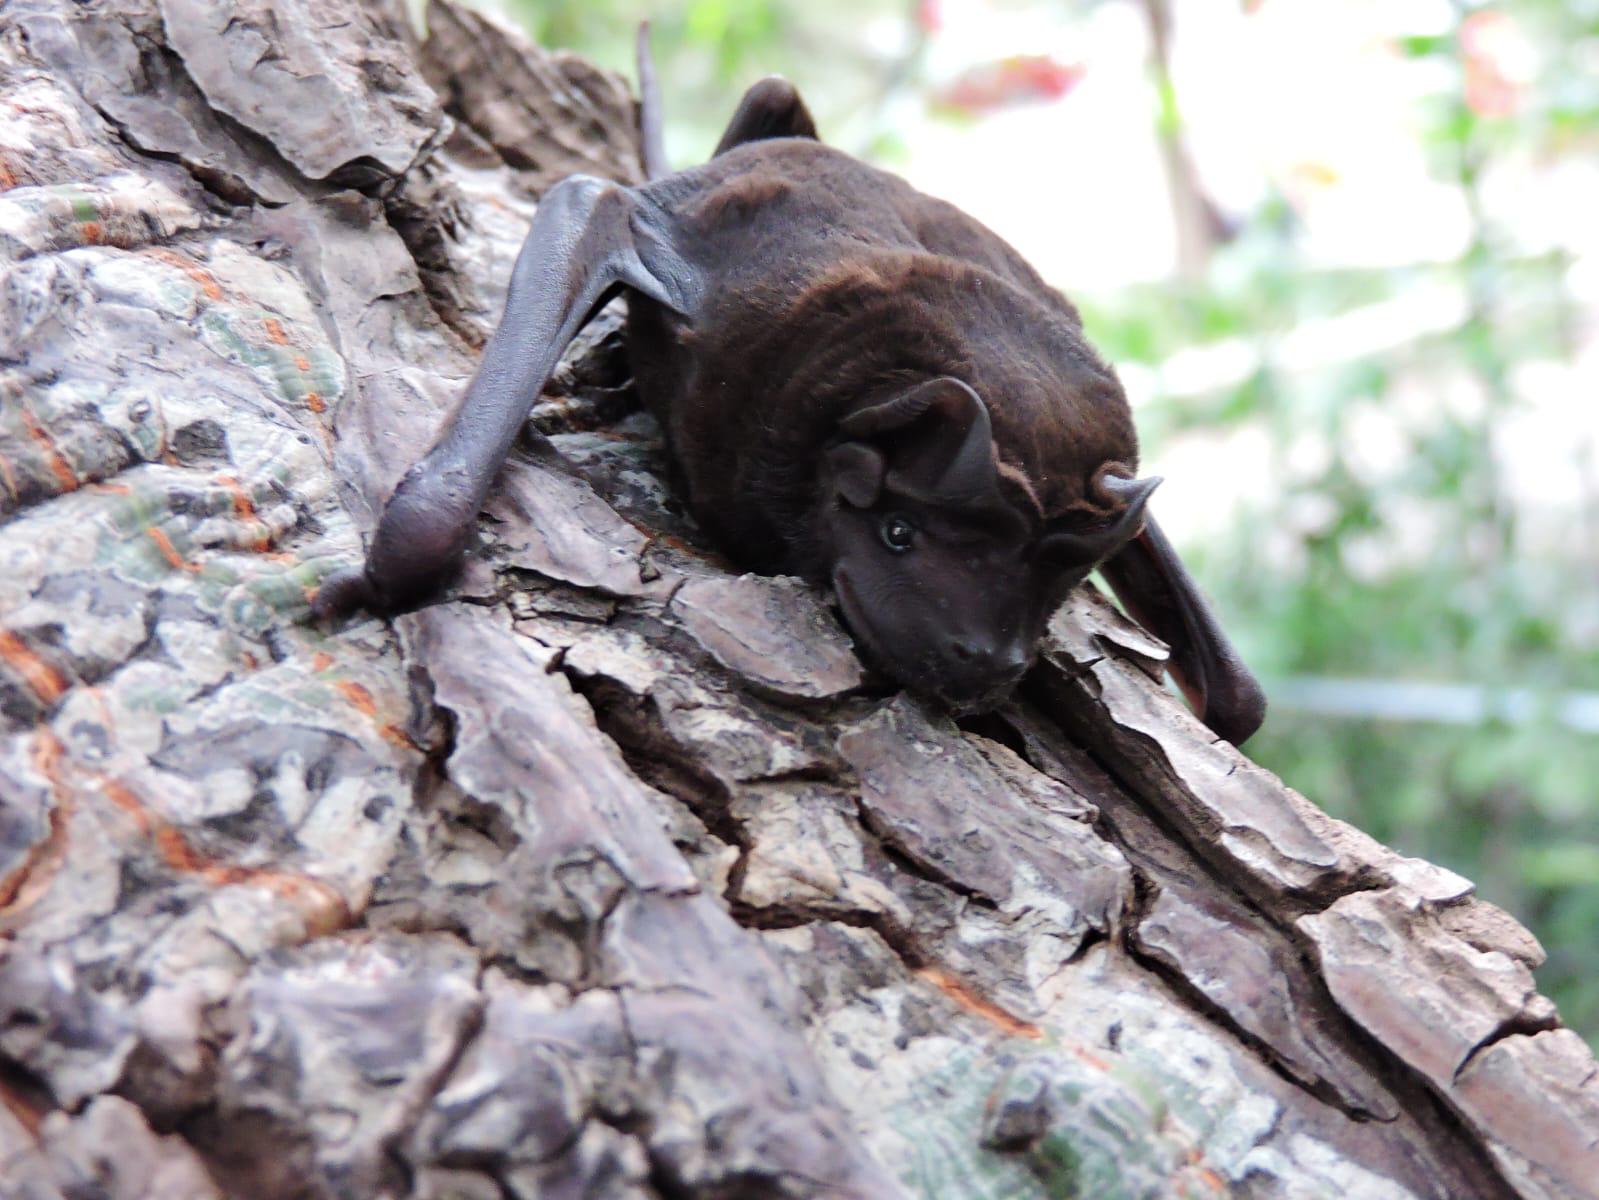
[0,3,1595,1198]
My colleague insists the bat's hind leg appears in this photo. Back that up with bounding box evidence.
[713,77,819,155]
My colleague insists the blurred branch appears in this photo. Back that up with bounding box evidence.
[1135,0,1229,277]
[851,0,930,158]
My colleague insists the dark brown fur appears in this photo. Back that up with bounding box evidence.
[628,140,1136,575]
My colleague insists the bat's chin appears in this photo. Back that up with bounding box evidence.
[930,682,1015,717]
[832,569,1025,715]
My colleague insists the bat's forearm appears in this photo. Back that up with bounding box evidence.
[318,176,693,617]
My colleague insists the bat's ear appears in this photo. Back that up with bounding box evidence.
[1098,513,1267,745]
[825,441,887,507]
[1038,472,1161,568]
[837,377,999,506]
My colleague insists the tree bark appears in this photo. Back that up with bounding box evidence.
[0,2,1595,1198]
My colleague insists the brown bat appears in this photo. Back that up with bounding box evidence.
[317,42,1265,744]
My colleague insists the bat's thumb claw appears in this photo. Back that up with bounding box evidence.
[311,564,380,622]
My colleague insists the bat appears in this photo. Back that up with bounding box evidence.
[316,35,1266,745]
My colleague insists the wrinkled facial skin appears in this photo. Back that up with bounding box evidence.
[823,496,1083,714]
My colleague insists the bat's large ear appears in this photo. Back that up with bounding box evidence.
[714,76,820,156]
[1038,472,1161,569]
[837,377,999,507]
[1097,514,1267,745]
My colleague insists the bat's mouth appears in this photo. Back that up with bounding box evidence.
[935,677,1022,717]
[831,568,900,681]
[831,568,948,700]
[832,569,1025,714]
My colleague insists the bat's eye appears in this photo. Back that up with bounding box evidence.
[880,515,916,553]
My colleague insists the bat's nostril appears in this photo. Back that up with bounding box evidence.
[947,637,1027,676]
[949,639,976,661]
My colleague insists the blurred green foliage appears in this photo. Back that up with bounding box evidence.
[496,0,1599,1044]
[502,0,919,163]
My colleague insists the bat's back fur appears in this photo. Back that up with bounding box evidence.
[626,140,1136,575]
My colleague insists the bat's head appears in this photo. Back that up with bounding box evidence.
[820,377,1156,713]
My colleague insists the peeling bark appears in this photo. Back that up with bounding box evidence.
[1,2,1596,1198]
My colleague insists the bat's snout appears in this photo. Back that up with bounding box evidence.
[927,635,1032,714]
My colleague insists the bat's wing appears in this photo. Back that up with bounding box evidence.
[1097,515,1267,745]
[636,23,669,180]
[713,77,819,156]
[636,29,818,177]
[314,176,698,618]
